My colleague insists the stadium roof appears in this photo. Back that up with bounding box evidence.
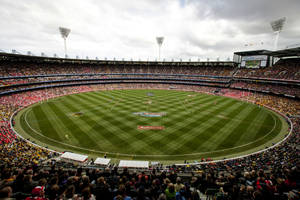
[0,52,235,66]
[267,47,300,57]
[234,50,271,56]
[234,47,300,58]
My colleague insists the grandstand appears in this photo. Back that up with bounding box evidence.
[0,48,299,199]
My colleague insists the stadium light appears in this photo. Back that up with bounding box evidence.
[270,17,286,51]
[27,51,35,56]
[12,49,21,54]
[156,37,164,61]
[285,43,300,49]
[59,27,71,58]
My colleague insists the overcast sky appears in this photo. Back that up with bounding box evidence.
[0,0,299,61]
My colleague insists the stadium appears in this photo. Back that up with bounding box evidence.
[0,1,300,200]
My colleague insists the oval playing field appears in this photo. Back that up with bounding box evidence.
[14,89,289,161]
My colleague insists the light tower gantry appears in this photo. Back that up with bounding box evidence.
[59,27,71,58]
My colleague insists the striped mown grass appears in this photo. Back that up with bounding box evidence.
[14,89,288,161]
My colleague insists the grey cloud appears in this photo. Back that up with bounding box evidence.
[189,0,299,32]
[185,33,239,52]
[121,37,153,49]
[189,0,300,21]
[0,0,299,59]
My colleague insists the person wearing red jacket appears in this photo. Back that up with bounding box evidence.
[25,186,48,200]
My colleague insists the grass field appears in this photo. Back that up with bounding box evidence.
[14,89,289,161]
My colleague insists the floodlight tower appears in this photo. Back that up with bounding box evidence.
[156,37,164,61]
[270,17,286,51]
[59,27,71,58]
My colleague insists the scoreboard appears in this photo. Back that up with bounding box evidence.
[240,55,268,68]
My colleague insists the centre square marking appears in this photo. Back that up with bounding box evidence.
[133,112,166,117]
[138,125,165,130]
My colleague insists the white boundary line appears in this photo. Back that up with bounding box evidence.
[10,109,61,155]
[23,94,275,156]
[10,89,292,161]
[9,89,95,155]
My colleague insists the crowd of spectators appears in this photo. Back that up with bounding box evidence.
[0,83,299,199]
[1,60,300,99]
[0,79,229,95]
[0,61,235,77]
[234,58,300,80]
[0,58,299,199]
[241,93,300,116]
[0,61,235,96]
[230,81,300,98]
